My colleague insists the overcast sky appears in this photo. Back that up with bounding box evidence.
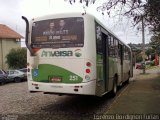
[0,0,151,46]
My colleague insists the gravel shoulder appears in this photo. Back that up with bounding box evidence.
[0,81,127,120]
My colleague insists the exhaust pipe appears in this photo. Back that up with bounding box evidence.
[22,16,34,56]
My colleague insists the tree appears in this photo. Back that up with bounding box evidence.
[150,35,160,55]
[145,48,155,61]
[145,48,155,56]
[66,0,146,20]
[6,48,27,69]
[144,0,160,35]
[65,0,160,34]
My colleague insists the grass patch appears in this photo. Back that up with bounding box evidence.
[136,73,159,80]
[139,73,150,75]
[146,65,159,70]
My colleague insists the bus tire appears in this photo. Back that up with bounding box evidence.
[111,76,117,97]
[126,79,129,84]
[126,71,130,84]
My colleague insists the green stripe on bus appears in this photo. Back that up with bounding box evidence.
[32,64,83,83]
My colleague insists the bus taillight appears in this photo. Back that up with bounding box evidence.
[86,69,90,73]
[86,62,91,67]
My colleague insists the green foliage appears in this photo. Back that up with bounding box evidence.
[145,48,155,56]
[149,35,160,55]
[136,54,143,63]
[150,60,155,66]
[145,0,160,35]
[66,0,160,36]
[146,35,160,62]
[6,48,27,69]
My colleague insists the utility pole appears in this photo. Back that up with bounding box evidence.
[142,15,145,74]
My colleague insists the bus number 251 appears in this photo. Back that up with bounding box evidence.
[69,75,78,81]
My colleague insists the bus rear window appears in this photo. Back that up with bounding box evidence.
[31,17,84,48]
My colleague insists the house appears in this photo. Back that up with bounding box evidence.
[0,24,23,70]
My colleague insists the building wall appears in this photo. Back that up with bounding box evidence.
[0,39,3,70]
[0,38,21,70]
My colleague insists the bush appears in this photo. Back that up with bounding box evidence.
[6,48,27,69]
[150,60,155,66]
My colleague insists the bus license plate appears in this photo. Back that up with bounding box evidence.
[50,76,62,82]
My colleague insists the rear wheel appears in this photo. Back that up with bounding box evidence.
[14,77,21,82]
[111,76,118,97]
[126,78,129,84]
[126,71,130,84]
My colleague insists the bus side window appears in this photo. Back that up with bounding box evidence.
[109,36,116,57]
[124,46,126,60]
[124,47,129,60]
[118,42,121,59]
[126,48,129,60]
[96,26,102,55]
[108,35,111,56]
[114,39,118,57]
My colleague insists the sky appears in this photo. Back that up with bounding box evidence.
[0,0,151,47]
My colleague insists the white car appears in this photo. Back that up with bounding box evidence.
[6,70,25,82]
[18,68,27,80]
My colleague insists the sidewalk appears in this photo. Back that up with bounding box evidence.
[106,67,160,114]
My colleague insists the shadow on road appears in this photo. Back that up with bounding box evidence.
[39,82,129,116]
[41,93,112,114]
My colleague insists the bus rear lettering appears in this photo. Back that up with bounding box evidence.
[41,50,73,57]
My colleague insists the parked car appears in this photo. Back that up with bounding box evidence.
[145,61,151,65]
[6,70,25,82]
[0,70,7,85]
[136,63,142,69]
[135,62,145,69]
[18,68,27,80]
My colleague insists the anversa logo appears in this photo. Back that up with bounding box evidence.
[74,49,82,57]
[41,50,73,57]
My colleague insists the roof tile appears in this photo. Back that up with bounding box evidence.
[0,24,23,39]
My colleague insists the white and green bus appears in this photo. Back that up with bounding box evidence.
[22,12,133,97]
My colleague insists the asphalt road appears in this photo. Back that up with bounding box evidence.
[0,80,129,120]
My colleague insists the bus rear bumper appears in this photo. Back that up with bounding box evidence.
[28,80,96,95]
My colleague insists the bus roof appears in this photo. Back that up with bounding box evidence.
[31,12,84,22]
